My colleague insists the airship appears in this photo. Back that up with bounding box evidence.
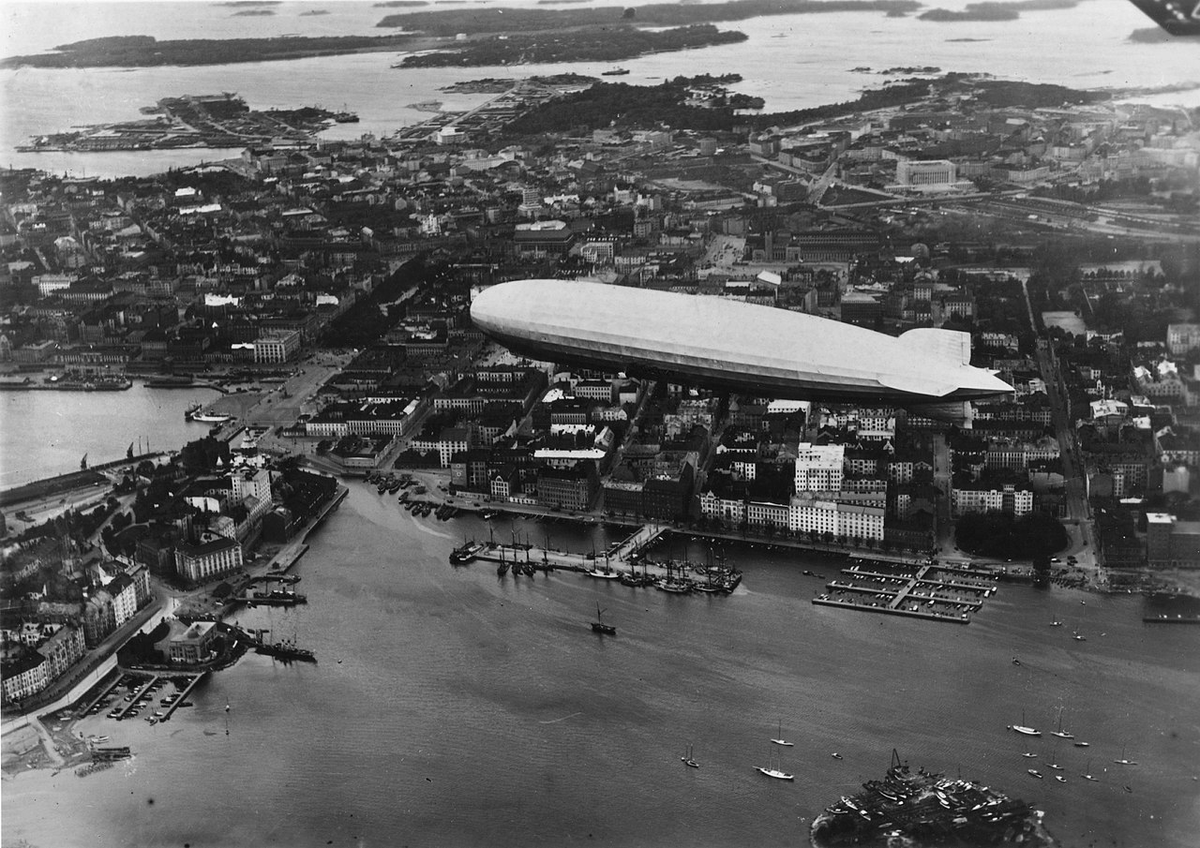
[470,279,1012,417]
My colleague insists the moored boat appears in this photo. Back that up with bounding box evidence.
[756,765,794,781]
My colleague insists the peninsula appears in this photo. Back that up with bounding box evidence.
[17,93,354,154]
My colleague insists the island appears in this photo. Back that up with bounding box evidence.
[17,93,355,153]
[396,24,748,68]
[0,33,428,69]
[810,751,1056,847]
[378,0,923,34]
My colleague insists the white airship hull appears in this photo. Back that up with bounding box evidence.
[471,280,1013,406]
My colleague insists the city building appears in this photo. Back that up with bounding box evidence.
[174,533,244,583]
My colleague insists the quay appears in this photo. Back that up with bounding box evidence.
[459,522,741,594]
[76,673,125,717]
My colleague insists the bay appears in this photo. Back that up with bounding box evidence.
[3,1,1199,178]
[3,484,1198,847]
[0,383,222,487]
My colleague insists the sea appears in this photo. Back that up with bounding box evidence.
[2,4,1200,846]
[2,0,1199,178]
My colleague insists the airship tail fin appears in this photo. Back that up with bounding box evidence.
[899,328,972,366]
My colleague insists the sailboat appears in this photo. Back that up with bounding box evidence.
[770,719,794,747]
[1081,759,1099,781]
[756,745,794,781]
[590,604,616,635]
[1008,710,1041,736]
[1113,745,1138,766]
[1051,707,1075,740]
[681,744,699,768]
[1046,739,1063,772]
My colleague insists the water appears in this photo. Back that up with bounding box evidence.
[3,1,1198,177]
[0,383,221,487]
[3,485,1198,847]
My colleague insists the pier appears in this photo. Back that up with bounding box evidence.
[77,673,125,717]
[812,559,998,624]
[157,673,207,722]
[460,522,741,594]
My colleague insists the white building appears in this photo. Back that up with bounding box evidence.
[254,330,301,364]
[951,484,1034,517]
[896,159,957,187]
[174,533,244,583]
[794,443,844,493]
[788,492,885,541]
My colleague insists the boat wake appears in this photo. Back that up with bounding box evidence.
[407,519,454,541]
[538,711,583,724]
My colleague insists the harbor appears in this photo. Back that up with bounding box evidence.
[6,484,1198,848]
[812,558,1000,624]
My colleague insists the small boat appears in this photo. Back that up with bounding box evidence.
[497,561,509,576]
[587,568,621,580]
[770,720,794,747]
[831,752,843,760]
[590,604,616,635]
[1011,657,1021,666]
[1073,631,1086,641]
[1081,760,1098,781]
[1114,746,1137,766]
[1054,775,1067,783]
[1124,785,1133,793]
[1047,761,1062,771]
[1008,710,1041,737]
[1027,769,1044,779]
[601,67,630,76]
[681,744,699,768]
[1051,707,1075,740]
[1023,752,1038,758]
[1073,741,1090,748]
[1050,620,1063,627]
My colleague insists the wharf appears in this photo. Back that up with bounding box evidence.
[246,589,307,607]
[814,559,997,624]
[812,594,970,624]
[77,672,125,716]
[157,672,207,722]
[110,674,162,721]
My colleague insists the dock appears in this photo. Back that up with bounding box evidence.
[460,522,740,594]
[157,672,207,722]
[812,559,998,624]
[77,672,125,717]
